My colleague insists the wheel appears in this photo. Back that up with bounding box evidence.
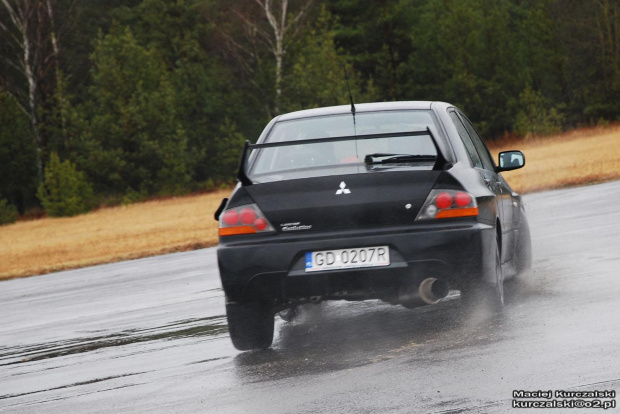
[515,215,532,278]
[461,231,504,312]
[226,302,274,351]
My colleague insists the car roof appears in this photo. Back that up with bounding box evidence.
[276,101,450,122]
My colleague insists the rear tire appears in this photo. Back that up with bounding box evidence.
[226,302,274,351]
[461,231,504,313]
[515,215,532,278]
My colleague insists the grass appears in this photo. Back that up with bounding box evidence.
[488,125,620,193]
[1,125,619,280]
[0,190,229,280]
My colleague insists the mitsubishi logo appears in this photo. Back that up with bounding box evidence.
[335,181,351,195]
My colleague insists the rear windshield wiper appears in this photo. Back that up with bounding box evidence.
[364,153,437,164]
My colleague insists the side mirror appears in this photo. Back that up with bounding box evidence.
[496,150,525,172]
[214,198,228,221]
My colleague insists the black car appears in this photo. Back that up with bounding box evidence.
[215,101,531,351]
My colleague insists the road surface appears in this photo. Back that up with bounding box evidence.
[2,181,620,413]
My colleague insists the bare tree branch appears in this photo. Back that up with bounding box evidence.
[252,0,313,112]
[234,8,276,53]
[0,0,68,180]
[0,0,24,32]
[217,0,313,115]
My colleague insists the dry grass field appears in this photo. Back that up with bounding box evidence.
[1,126,618,280]
[489,125,620,193]
[0,190,229,280]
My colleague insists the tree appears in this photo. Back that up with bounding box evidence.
[218,0,314,115]
[0,0,74,181]
[36,152,94,217]
[327,0,412,101]
[211,118,248,181]
[255,0,314,112]
[0,199,18,225]
[114,0,253,183]
[514,85,565,137]
[0,91,38,213]
[281,7,375,112]
[78,27,190,196]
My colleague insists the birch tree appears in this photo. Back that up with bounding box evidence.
[0,0,70,181]
[0,0,40,178]
[223,0,313,115]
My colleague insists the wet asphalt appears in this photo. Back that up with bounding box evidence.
[2,181,620,413]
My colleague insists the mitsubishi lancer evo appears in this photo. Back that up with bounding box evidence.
[215,101,531,351]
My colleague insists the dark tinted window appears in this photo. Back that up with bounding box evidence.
[249,111,440,182]
[460,114,494,171]
[449,111,482,168]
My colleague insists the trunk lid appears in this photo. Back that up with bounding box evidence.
[245,170,441,233]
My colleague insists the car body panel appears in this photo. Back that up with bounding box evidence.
[217,101,529,308]
[218,220,496,304]
[245,170,441,233]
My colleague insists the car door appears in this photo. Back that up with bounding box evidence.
[457,112,515,263]
[447,108,503,224]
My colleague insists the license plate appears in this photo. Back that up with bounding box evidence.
[305,246,390,272]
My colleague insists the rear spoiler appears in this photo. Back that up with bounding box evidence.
[237,128,449,186]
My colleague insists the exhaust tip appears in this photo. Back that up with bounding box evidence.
[419,277,449,304]
[399,277,450,308]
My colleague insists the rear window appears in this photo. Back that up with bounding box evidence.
[248,110,440,182]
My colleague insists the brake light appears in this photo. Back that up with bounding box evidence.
[219,203,274,236]
[254,217,267,231]
[415,190,478,220]
[455,192,471,207]
[239,208,256,225]
[435,192,453,209]
[222,210,239,225]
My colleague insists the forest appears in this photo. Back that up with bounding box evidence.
[0,0,618,220]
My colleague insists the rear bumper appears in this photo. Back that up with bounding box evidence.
[217,221,495,304]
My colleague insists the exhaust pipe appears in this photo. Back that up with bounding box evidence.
[399,277,450,308]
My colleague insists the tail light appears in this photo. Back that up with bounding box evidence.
[415,190,478,220]
[219,203,274,236]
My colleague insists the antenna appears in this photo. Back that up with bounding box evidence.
[343,65,357,156]
[343,66,356,114]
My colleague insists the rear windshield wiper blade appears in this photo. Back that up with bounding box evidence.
[364,153,437,164]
